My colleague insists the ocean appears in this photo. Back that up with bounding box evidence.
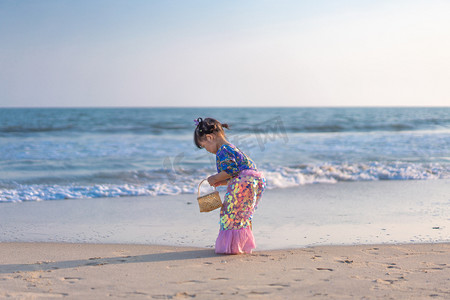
[1,107,449,202]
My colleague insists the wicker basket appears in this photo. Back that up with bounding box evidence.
[197,179,222,212]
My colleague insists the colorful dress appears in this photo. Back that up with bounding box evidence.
[215,143,266,254]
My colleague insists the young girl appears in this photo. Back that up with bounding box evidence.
[194,117,266,254]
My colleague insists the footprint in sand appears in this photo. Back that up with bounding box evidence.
[125,291,149,296]
[175,280,205,284]
[362,248,380,255]
[174,292,196,298]
[258,254,270,257]
[152,292,196,299]
[61,277,82,283]
[249,291,271,295]
[387,263,401,269]
[420,267,445,273]
[268,283,290,288]
[374,279,396,285]
[336,259,353,264]
[151,295,168,299]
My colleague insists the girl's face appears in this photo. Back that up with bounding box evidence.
[199,134,218,154]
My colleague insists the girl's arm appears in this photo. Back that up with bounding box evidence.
[207,171,231,187]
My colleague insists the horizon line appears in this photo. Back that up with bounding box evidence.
[1,105,449,109]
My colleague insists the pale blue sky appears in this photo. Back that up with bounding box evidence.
[1,0,449,107]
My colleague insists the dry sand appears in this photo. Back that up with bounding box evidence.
[1,242,449,299]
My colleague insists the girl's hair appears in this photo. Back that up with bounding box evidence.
[194,117,230,149]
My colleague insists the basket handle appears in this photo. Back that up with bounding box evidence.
[197,179,217,197]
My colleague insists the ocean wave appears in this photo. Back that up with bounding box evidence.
[2,122,443,136]
[0,125,75,134]
[263,162,450,189]
[1,162,448,202]
[0,183,193,202]
[1,108,449,136]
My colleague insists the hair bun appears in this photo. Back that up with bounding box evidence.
[193,117,230,149]
[194,118,203,126]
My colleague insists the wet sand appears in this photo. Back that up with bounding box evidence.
[1,180,449,248]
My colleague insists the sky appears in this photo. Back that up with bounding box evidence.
[1,0,449,107]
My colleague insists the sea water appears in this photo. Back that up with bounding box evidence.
[1,107,449,202]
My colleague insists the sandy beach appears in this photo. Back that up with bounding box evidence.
[1,242,449,299]
[0,179,449,298]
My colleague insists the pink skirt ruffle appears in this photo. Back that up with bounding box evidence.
[215,227,256,254]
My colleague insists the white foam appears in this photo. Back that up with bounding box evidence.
[1,162,449,202]
[262,162,450,190]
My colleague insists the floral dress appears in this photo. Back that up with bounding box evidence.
[214,144,266,254]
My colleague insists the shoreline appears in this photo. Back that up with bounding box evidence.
[1,179,449,249]
[1,242,449,299]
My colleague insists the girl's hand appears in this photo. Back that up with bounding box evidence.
[207,175,218,187]
[212,180,228,187]
[208,171,231,187]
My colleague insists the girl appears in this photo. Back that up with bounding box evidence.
[194,117,266,254]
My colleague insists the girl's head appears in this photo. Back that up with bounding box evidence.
[194,117,229,152]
